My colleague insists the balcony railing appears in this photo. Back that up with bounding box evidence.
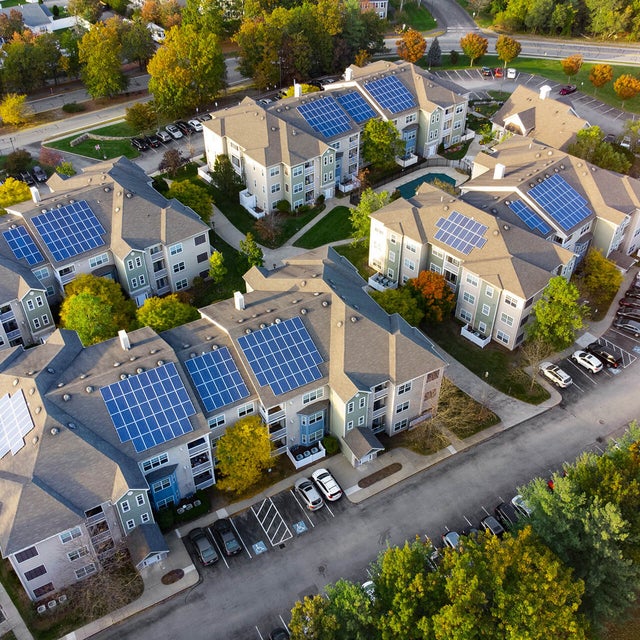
[269,427,287,441]
[368,272,397,292]
[395,153,418,168]
[260,407,286,423]
[0,311,15,322]
[239,188,265,220]
[287,441,326,469]
[85,512,107,527]
[461,324,491,348]
[90,530,113,545]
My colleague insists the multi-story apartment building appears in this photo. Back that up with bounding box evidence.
[203,60,468,215]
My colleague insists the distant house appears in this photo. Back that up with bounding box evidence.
[0,4,78,33]
[360,0,388,19]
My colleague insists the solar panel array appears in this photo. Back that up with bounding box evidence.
[298,97,352,138]
[185,347,250,413]
[3,227,44,265]
[528,174,591,231]
[434,211,488,255]
[508,200,552,235]
[100,362,196,453]
[0,391,34,459]
[336,92,376,123]
[32,200,106,262]
[238,316,323,396]
[363,76,416,113]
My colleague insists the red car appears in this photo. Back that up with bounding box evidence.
[559,85,577,95]
[494,67,504,78]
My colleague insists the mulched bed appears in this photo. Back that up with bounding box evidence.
[161,569,184,585]
[357,462,402,488]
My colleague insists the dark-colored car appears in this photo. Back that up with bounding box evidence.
[481,66,492,77]
[480,515,505,536]
[210,519,242,557]
[188,527,218,566]
[494,501,519,529]
[146,134,162,148]
[585,341,622,368]
[130,137,149,151]
[174,120,191,135]
[625,288,640,300]
[32,165,47,183]
[18,171,35,186]
[613,317,640,337]
[616,309,640,322]
[269,628,290,640]
[619,297,640,309]
[559,85,577,95]
[198,113,212,121]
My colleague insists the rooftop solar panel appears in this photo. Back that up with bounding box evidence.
[3,226,44,265]
[185,347,250,413]
[434,210,488,255]
[363,75,416,114]
[528,174,591,231]
[336,92,376,123]
[508,200,552,235]
[0,390,35,459]
[100,362,196,453]
[32,200,106,263]
[298,97,352,138]
[238,316,323,396]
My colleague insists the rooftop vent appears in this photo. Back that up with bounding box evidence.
[245,328,252,334]
[351,316,358,323]
[50,427,59,435]
[120,374,127,380]
[85,386,94,393]
[118,330,131,351]
[62,394,71,402]
[274,318,281,324]
[35,406,41,414]
[126,192,132,198]
[234,291,245,311]
[136,367,145,374]
[260,323,266,329]
[104,187,110,192]
[57,382,64,388]
[322,300,329,307]
[212,344,219,350]
[337,321,343,327]
[189,352,196,359]
[47,368,55,374]
[67,422,77,430]
[113,362,121,367]
[32,436,39,445]
[300,308,307,314]
[157,360,165,366]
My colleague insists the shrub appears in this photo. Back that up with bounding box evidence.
[155,507,175,531]
[5,149,32,175]
[315,194,325,206]
[152,176,169,193]
[449,50,459,64]
[275,199,291,213]
[62,102,86,113]
[52,4,59,15]
[322,435,340,455]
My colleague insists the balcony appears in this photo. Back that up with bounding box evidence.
[461,324,491,348]
[395,152,418,168]
[260,406,285,423]
[86,512,107,527]
[287,441,326,469]
[0,310,14,323]
[269,427,287,441]
[368,272,397,292]
[337,176,360,193]
[304,164,314,175]
[239,189,265,220]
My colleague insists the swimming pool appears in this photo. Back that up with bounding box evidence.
[397,172,456,199]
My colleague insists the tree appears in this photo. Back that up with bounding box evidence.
[215,415,273,494]
[578,248,623,311]
[5,149,32,175]
[181,0,224,35]
[136,294,199,332]
[370,287,425,326]
[396,28,427,64]
[349,188,389,245]
[166,180,214,226]
[35,32,64,87]
[613,74,640,107]
[59,27,85,79]
[407,270,456,323]
[0,8,24,41]
[2,35,47,93]
[459,32,488,67]
[125,102,157,132]
[0,93,33,126]
[567,126,631,174]
[354,49,371,67]
[68,0,102,22]
[0,177,31,209]
[589,63,613,94]
[148,23,226,118]
[495,34,521,67]
[527,276,588,351]
[561,54,583,79]
[425,37,442,68]
[289,595,339,640]
[56,161,77,177]
[121,17,156,71]
[282,83,321,98]
[362,119,403,169]
[39,147,63,169]
[239,232,264,268]
[208,251,227,284]
[79,20,127,99]
[521,337,553,390]
[212,155,244,193]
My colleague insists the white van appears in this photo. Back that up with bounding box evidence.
[506,68,517,79]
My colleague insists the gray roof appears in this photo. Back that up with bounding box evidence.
[126,523,169,568]
[0,256,45,305]
[343,427,384,459]
[0,4,52,28]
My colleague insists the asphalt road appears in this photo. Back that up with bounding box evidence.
[93,347,640,640]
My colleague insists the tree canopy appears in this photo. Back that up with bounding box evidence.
[370,287,425,326]
[407,271,456,323]
[567,126,631,174]
[459,32,488,66]
[362,119,403,169]
[349,188,389,245]
[0,177,31,209]
[136,294,199,333]
[208,251,227,284]
[396,28,427,63]
[0,93,34,126]
[495,34,521,66]
[613,74,640,106]
[166,180,214,226]
[589,64,613,93]
[576,248,623,311]
[211,155,245,193]
[561,54,583,78]
[239,232,264,268]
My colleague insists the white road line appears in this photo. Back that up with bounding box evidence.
[255,625,265,639]
[290,489,316,527]
[252,498,292,546]
[278,614,289,631]
[324,502,335,518]
[231,519,252,559]
[571,380,585,393]
[211,534,230,569]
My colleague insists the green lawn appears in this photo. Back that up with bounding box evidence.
[91,122,141,137]
[293,205,352,249]
[47,135,138,160]
[333,242,372,280]
[402,4,437,31]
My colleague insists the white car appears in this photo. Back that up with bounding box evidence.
[538,362,573,388]
[442,530,460,549]
[511,494,532,517]
[506,67,517,79]
[571,350,603,374]
[156,130,172,143]
[294,478,324,510]
[188,119,203,132]
[165,123,183,139]
[311,468,343,501]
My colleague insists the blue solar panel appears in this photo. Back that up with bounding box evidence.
[185,347,250,413]
[508,200,552,235]
[298,97,352,138]
[364,75,416,113]
[238,316,323,396]
[528,174,591,231]
[336,92,376,123]
[434,210,488,255]
[32,200,105,262]
[3,227,44,265]
[100,362,196,453]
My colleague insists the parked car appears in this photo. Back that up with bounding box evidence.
[538,362,573,388]
[18,171,34,186]
[146,133,162,148]
[32,165,47,182]
[269,628,290,640]
[621,135,632,150]
[585,342,622,368]
[625,288,640,299]
[559,85,577,95]
[198,113,212,121]
[506,67,517,79]
[294,478,324,510]
[604,133,617,144]
[481,66,492,77]
[616,309,640,323]
[188,527,218,566]
[494,501,519,529]
[480,515,505,536]
[174,120,191,135]
[571,349,603,373]
[511,494,532,517]
[494,67,504,78]
[257,98,273,106]
[613,317,640,337]
[156,130,172,143]
[362,580,375,601]
[165,124,183,139]
[210,519,242,556]
[311,468,343,501]
[619,297,640,309]
[130,137,149,151]
[187,118,203,132]
[442,530,460,549]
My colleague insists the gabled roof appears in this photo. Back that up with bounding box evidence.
[0,4,52,28]
[344,427,384,459]
[0,256,44,304]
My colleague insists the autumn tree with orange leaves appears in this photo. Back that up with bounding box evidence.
[560,54,583,79]
[407,270,456,323]
[589,64,613,94]
[459,32,488,67]
[396,28,427,64]
[613,74,640,108]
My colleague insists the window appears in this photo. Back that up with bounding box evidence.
[121,501,130,513]
[270,167,280,177]
[478,321,487,333]
[427,370,440,382]
[59,265,75,278]
[139,275,146,285]
[89,253,109,269]
[26,299,34,311]
[396,401,409,413]
[169,243,183,256]
[172,262,185,273]
[347,401,354,413]
[141,513,150,523]
[60,527,82,544]
[176,279,188,290]
[25,565,47,581]
[504,295,518,308]
[75,564,96,579]
[142,453,168,472]
[293,166,303,177]
[136,495,145,507]
[393,419,408,432]
[403,258,416,271]
[271,184,281,194]
[33,583,54,598]
[398,382,412,394]
[15,547,38,563]
[194,234,206,246]
[389,251,396,263]
[485,286,494,298]
[390,235,397,245]
[430,263,442,274]
[131,277,138,289]
[126,519,135,530]
[293,183,303,194]
[359,397,366,409]
[455,104,465,114]
[496,330,510,344]
[405,113,417,124]
[466,273,478,287]
[481,303,490,316]
[208,414,225,429]
[237,402,254,417]
[432,247,444,259]
[387,268,394,279]
[197,252,208,264]
[405,242,416,253]
[346,420,353,431]
[460,309,472,323]
[33,266,49,281]
[127,259,134,270]
[67,547,88,562]
[462,291,475,304]
[152,478,171,493]
[358,415,365,426]
[500,312,514,327]
[302,388,324,404]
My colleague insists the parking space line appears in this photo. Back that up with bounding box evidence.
[231,519,252,559]
[255,625,265,639]
[566,361,599,385]
[209,530,230,569]
[289,489,316,527]
[571,380,585,393]
[252,498,293,546]
[324,502,335,518]
[278,615,289,631]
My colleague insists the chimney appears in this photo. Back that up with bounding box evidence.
[294,82,302,98]
[539,85,551,100]
[30,186,41,203]
[234,291,245,311]
[345,68,353,82]
[493,163,505,180]
[118,329,131,351]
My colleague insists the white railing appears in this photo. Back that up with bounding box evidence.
[239,189,265,220]
[368,273,397,292]
[461,324,491,348]
[287,442,326,469]
[395,153,418,168]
